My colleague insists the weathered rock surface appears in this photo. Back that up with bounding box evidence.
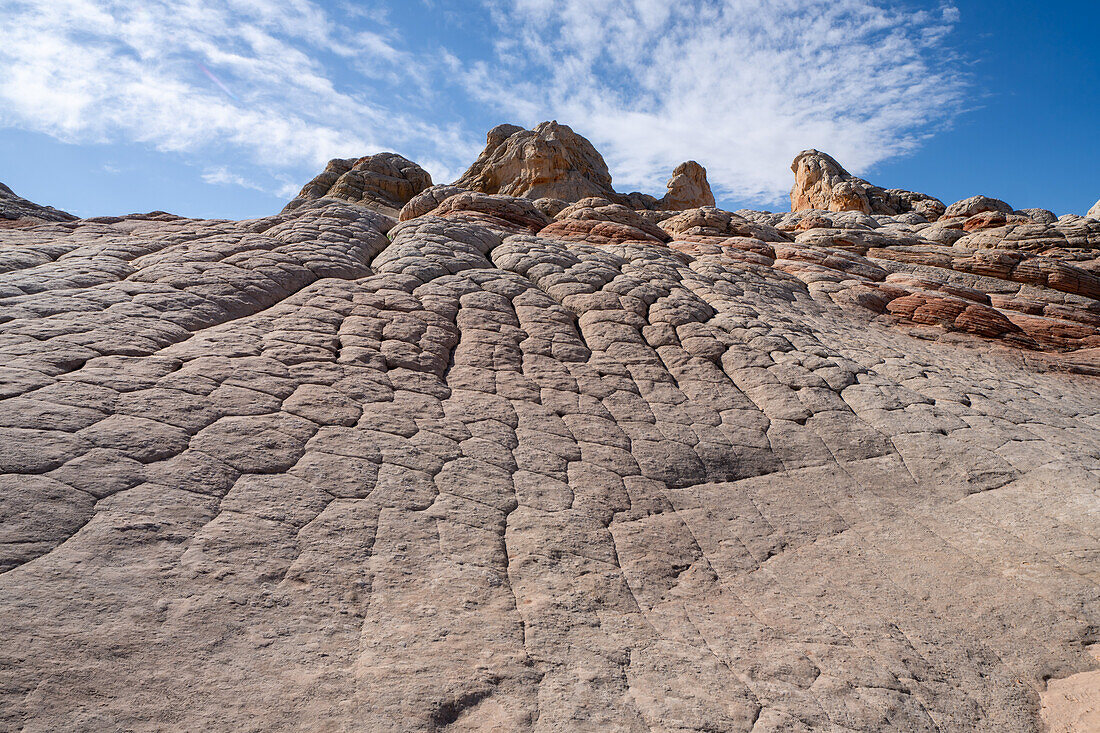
[284,152,432,217]
[1088,198,1100,220]
[943,194,1015,219]
[657,160,716,210]
[791,150,946,219]
[453,122,714,211]
[2,142,1099,732]
[454,121,621,203]
[0,181,76,227]
[399,184,466,221]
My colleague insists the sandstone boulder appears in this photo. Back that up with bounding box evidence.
[398,184,466,221]
[426,191,549,234]
[790,149,945,219]
[453,121,620,203]
[885,188,947,220]
[657,160,715,210]
[943,194,1014,219]
[540,196,670,243]
[624,191,660,210]
[532,197,569,218]
[1018,208,1058,225]
[284,152,432,217]
[660,206,790,243]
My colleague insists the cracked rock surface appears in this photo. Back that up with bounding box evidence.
[1,171,1099,732]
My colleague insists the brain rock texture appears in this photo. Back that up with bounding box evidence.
[1,131,1099,732]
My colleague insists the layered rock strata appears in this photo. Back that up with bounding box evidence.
[1,138,1099,732]
[454,122,620,203]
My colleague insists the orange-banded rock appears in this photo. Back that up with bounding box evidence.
[545,197,671,243]
[883,289,1036,343]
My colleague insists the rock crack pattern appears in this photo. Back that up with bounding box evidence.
[1,145,1099,731]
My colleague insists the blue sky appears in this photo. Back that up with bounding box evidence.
[1,0,1096,220]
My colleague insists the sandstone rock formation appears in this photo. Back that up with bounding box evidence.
[398,184,466,221]
[943,194,1014,219]
[1,135,1099,732]
[658,160,715,210]
[453,121,620,203]
[1017,207,1058,225]
[791,149,946,219]
[284,151,432,217]
[1088,198,1100,219]
[541,196,671,244]
[0,180,75,227]
[453,122,715,212]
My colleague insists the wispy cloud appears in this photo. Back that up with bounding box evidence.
[0,0,472,191]
[0,0,966,207]
[201,165,298,198]
[472,0,966,205]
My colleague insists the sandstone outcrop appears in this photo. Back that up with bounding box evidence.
[1088,198,1100,219]
[659,206,791,244]
[284,151,432,217]
[790,149,946,219]
[453,122,715,212]
[398,184,466,221]
[657,160,715,210]
[943,194,1015,219]
[1017,207,1057,225]
[453,121,620,203]
[2,133,1099,732]
[0,181,76,227]
[540,196,671,244]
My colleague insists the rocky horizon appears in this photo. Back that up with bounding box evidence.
[2,121,1099,731]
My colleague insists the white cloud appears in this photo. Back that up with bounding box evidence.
[202,166,301,198]
[202,166,263,191]
[473,0,966,205]
[0,0,471,194]
[0,0,966,208]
